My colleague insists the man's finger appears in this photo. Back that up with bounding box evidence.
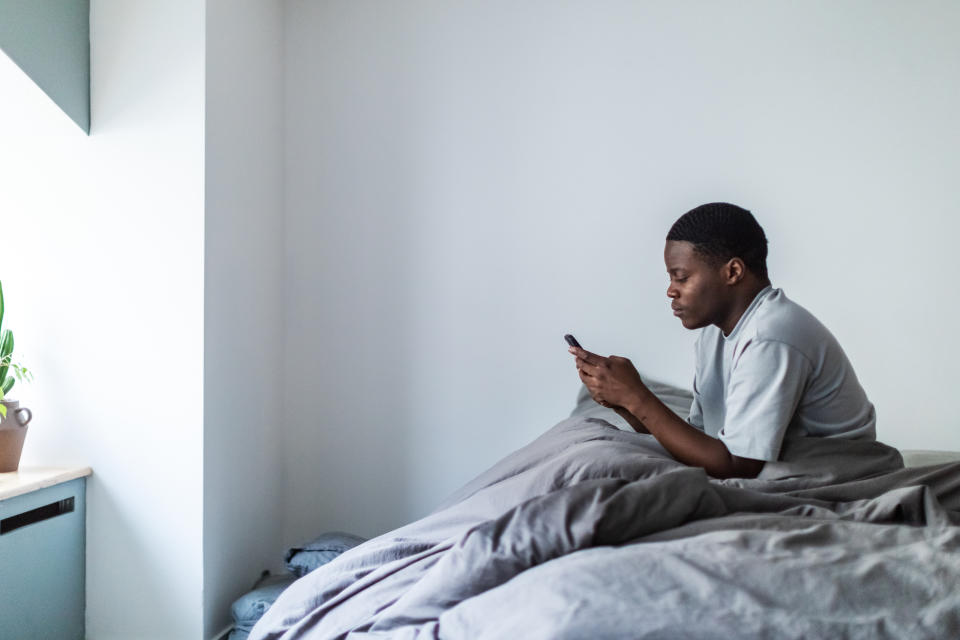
[576,359,596,376]
[573,356,591,375]
[569,346,604,366]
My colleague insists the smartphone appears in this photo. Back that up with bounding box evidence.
[564,334,582,348]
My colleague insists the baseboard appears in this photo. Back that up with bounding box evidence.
[210,622,234,640]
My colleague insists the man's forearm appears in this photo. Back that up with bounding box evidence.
[613,406,650,434]
[623,391,761,479]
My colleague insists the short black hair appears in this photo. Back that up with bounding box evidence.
[666,202,769,279]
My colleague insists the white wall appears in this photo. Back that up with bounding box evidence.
[204,0,285,637]
[3,1,958,633]
[283,0,960,543]
[0,1,205,638]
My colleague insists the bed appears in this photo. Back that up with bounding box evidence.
[250,378,960,639]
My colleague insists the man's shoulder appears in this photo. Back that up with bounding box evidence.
[751,289,837,353]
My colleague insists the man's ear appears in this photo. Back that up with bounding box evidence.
[723,258,746,285]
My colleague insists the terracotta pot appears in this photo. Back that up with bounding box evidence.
[0,399,33,473]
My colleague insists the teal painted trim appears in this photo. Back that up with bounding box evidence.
[0,477,86,639]
[0,0,90,134]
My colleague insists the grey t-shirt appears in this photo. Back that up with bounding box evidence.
[687,286,876,461]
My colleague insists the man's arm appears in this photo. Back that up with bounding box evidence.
[571,347,764,479]
[612,405,650,434]
[621,391,764,479]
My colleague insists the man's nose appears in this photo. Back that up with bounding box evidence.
[666,285,678,299]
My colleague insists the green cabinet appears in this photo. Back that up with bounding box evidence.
[0,469,90,639]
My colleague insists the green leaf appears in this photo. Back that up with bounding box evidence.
[0,405,6,420]
[1,376,12,395]
[0,330,11,385]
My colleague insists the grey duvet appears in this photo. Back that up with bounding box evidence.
[251,417,960,639]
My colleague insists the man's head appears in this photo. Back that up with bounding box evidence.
[664,203,770,331]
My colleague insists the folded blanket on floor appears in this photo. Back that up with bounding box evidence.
[250,416,960,640]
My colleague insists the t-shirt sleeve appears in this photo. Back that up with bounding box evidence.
[719,339,811,461]
[686,332,706,432]
[687,375,705,431]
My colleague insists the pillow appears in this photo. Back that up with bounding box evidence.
[570,374,693,430]
[900,450,960,468]
[284,531,368,578]
[229,573,297,639]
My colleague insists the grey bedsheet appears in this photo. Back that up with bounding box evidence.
[250,417,960,640]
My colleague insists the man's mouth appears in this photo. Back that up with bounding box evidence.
[672,306,683,316]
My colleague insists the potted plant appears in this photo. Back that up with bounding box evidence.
[0,280,34,472]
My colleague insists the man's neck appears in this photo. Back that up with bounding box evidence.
[718,280,771,337]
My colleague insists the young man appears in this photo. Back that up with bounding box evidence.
[569,202,876,479]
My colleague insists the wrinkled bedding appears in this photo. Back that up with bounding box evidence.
[251,417,960,640]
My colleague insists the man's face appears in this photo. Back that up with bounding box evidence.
[664,240,730,330]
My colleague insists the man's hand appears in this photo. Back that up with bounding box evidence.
[568,346,651,410]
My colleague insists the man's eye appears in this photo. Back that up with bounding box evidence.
[674,277,688,283]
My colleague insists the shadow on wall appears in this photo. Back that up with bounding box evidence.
[0,0,90,133]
